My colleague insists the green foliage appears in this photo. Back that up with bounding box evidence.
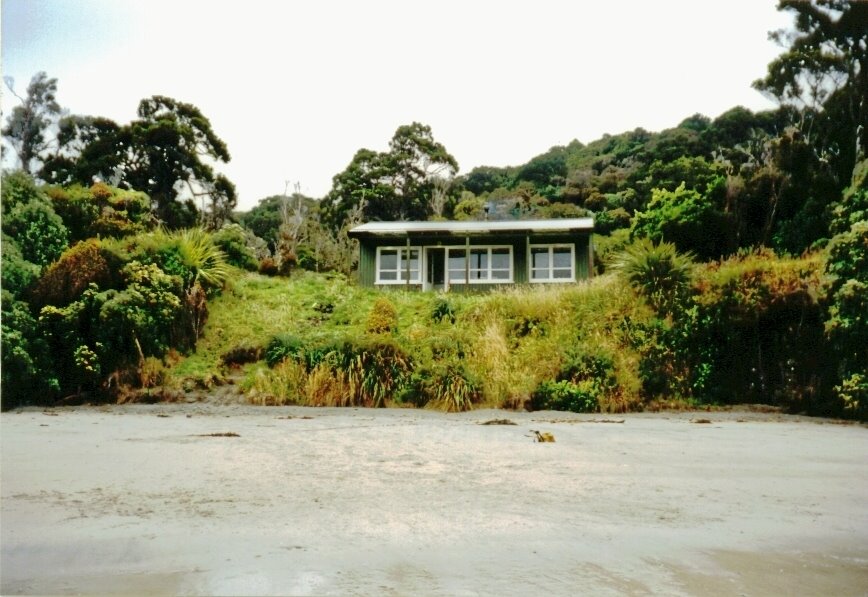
[2,199,69,267]
[174,228,231,289]
[322,122,457,229]
[265,333,309,367]
[96,262,184,359]
[210,224,260,271]
[823,163,868,417]
[238,195,284,251]
[1,172,69,268]
[46,182,154,241]
[636,252,832,412]
[430,298,456,324]
[366,296,398,334]
[427,364,480,412]
[261,334,412,408]
[531,380,598,413]
[529,347,617,413]
[31,239,120,307]
[612,238,694,314]
[39,94,236,229]
[632,182,731,260]
[753,1,868,185]
[835,373,867,417]
[107,228,230,291]
[1,290,58,408]
[1,233,40,297]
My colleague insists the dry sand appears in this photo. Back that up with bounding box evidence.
[1,404,867,596]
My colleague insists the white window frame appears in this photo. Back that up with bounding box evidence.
[529,244,575,283]
[376,246,422,284]
[446,245,513,285]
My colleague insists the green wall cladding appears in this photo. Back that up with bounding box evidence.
[357,233,592,289]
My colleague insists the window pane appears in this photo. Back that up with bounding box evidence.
[553,269,572,279]
[552,248,572,268]
[406,249,419,272]
[448,254,465,271]
[531,268,548,280]
[449,270,465,281]
[491,249,510,270]
[380,250,397,270]
[380,271,397,281]
[531,248,549,269]
[492,270,510,280]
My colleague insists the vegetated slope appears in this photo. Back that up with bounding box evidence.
[170,270,650,412]
[169,246,837,417]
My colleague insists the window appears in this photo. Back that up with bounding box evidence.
[376,247,421,284]
[447,246,513,283]
[530,244,574,282]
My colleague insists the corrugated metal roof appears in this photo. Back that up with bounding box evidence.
[348,218,594,237]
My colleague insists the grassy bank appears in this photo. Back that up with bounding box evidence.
[168,270,651,411]
[166,248,837,416]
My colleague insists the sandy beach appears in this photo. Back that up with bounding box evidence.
[2,404,867,596]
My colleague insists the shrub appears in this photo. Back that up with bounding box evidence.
[631,181,733,260]
[96,261,184,362]
[221,344,264,367]
[1,234,40,297]
[265,333,307,367]
[1,290,58,408]
[427,364,481,412]
[175,228,231,289]
[246,360,306,406]
[2,195,69,267]
[258,256,279,276]
[530,380,598,413]
[430,297,455,324]
[366,296,398,334]
[612,238,694,314]
[211,224,261,271]
[332,338,412,407]
[529,346,617,413]
[31,239,120,307]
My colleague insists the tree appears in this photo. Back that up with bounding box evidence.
[322,123,457,229]
[754,1,868,183]
[125,96,237,228]
[824,159,868,416]
[631,182,733,261]
[41,115,125,186]
[40,95,237,229]
[2,72,62,174]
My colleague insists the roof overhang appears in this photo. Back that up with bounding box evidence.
[347,218,594,239]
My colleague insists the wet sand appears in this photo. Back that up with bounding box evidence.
[2,405,867,596]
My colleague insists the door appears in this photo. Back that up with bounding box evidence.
[426,247,446,291]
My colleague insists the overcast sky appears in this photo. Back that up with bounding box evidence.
[2,0,793,210]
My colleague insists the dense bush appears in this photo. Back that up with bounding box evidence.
[627,250,833,413]
[31,239,121,307]
[531,380,598,412]
[823,161,868,417]
[1,290,58,407]
[2,174,69,268]
[1,233,41,296]
[211,223,263,271]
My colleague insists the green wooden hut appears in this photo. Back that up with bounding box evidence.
[348,218,594,291]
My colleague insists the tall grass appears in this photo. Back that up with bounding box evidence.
[171,269,661,411]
